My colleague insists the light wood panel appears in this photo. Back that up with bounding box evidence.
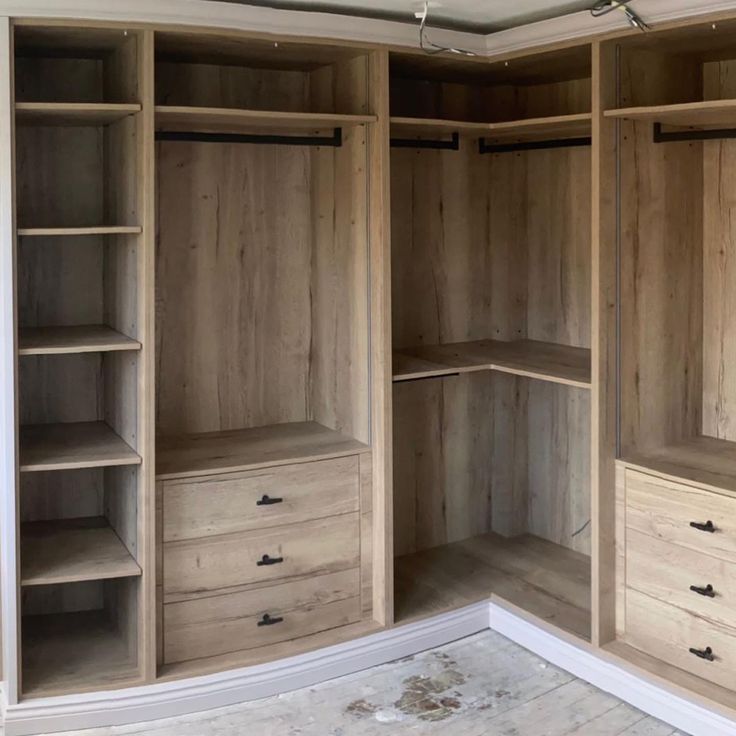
[17,227,141,236]
[605,99,736,126]
[19,422,140,472]
[15,102,140,126]
[20,517,141,586]
[394,532,590,640]
[18,325,140,355]
[156,422,368,480]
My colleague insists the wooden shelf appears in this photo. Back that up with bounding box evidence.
[18,325,141,355]
[156,421,370,480]
[15,102,141,126]
[21,517,141,586]
[22,609,141,698]
[155,106,377,134]
[605,99,736,127]
[622,436,736,495]
[20,422,141,472]
[17,226,142,237]
[395,532,591,641]
[393,339,591,388]
[390,113,591,143]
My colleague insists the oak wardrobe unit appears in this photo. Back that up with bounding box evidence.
[3,9,736,736]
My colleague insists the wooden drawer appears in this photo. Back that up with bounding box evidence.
[163,568,360,663]
[627,528,736,628]
[626,469,736,562]
[163,513,360,601]
[163,456,360,542]
[625,589,736,691]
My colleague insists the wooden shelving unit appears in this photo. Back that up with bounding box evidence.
[156,421,370,480]
[19,325,141,355]
[21,518,141,586]
[19,422,141,472]
[605,99,736,127]
[393,339,591,388]
[155,106,376,134]
[17,226,142,237]
[15,102,141,126]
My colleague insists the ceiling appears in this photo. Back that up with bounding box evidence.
[214,0,596,32]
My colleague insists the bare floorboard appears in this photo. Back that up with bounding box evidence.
[41,631,683,736]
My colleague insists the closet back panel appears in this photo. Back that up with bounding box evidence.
[155,129,369,441]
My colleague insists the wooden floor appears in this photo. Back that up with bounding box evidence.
[42,630,684,736]
[395,533,591,640]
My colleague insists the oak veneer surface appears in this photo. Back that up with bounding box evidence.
[156,421,369,479]
[394,532,591,641]
[15,102,141,126]
[605,99,736,126]
[18,325,140,355]
[21,517,141,586]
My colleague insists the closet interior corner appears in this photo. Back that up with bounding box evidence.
[389,44,594,640]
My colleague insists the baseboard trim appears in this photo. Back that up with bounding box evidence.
[489,599,736,736]
[2,603,488,736]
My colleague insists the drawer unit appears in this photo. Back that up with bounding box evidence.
[163,513,360,601]
[625,589,736,692]
[162,456,360,542]
[627,528,736,629]
[625,469,736,562]
[163,568,360,663]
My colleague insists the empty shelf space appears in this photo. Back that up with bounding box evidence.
[605,99,736,127]
[20,422,141,472]
[18,325,141,355]
[395,532,591,641]
[155,106,376,134]
[21,517,141,586]
[623,436,736,495]
[393,339,591,388]
[17,226,142,237]
[390,117,492,136]
[156,421,370,480]
[15,102,141,126]
[22,609,141,698]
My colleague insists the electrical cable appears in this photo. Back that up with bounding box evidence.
[417,1,476,56]
[590,0,650,31]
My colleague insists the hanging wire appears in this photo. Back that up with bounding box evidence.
[417,1,476,56]
[590,0,650,31]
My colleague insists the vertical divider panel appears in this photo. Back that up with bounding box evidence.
[591,41,618,647]
[367,50,393,626]
[138,29,156,681]
[0,15,19,704]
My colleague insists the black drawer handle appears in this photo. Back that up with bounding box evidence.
[690,520,716,533]
[689,646,715,662]
[257,495,283,506]
[690,584,716,598]
[257,554,284,566]
[258,613,284,627]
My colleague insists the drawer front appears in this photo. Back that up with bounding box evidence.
[625,589,736,691]
[163,456,360,542]
[627,528,736,628]
[164,568,360,663]
[163,513,360,600]
[626,469,736,562]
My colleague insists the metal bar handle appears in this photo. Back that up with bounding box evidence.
[690,520,716,533]
[689,646,715,662]
[690,584,716,598]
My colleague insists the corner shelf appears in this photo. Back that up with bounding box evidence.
[393,339,591,389]
[21,517,141,586]
[19,422,141,472]
[15,102,141,126]
[18,325,141,355]
[156,421,370,480]
[17,226,142,237]
[155,106,377,134]
[605,99,736,127]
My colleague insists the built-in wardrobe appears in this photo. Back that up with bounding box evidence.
[4,12,736,736]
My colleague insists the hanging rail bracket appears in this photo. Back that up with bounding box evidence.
[155,128,343,147]
[390,132,460,151]
[653,122,736,144]
[479,136,592,154]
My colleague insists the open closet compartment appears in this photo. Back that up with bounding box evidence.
[153,30,372,477]
[614,21,736,491]
[390,45,593,639]
[13,23,150,698]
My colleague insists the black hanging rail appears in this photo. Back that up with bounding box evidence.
[479,136,592,154]
[155,128,343,147]
[390,132,460,151]
[653,122,736,143]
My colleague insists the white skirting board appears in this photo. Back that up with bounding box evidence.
[2,600,736,736]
